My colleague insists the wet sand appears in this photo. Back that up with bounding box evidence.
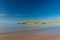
[0,29,60,40]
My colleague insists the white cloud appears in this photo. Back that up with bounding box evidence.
[0,14,7,16]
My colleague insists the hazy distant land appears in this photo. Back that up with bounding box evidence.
[17,22,60,25]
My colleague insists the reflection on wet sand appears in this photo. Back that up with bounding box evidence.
[0,27,60,40]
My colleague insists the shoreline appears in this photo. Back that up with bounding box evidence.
[0,26,58,33]
[0,27,60,40]
[0,31,60,40]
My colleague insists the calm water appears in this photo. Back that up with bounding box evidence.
[0,24,60,33]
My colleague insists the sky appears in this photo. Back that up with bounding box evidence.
[0,0,60,23]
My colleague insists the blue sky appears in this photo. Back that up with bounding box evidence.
[0,0,60,23]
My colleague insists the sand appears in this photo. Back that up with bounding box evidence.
[0,29,60,40]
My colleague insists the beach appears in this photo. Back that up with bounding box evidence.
[0,0,60,40]
[0,28,60,40]
[0,24,60,40]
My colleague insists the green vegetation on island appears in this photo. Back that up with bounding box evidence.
[17,22,60,25]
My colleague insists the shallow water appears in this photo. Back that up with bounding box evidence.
[0,24,60,33]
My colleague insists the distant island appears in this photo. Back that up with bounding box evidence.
[17,22,60,24]
[17,22,42,24]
